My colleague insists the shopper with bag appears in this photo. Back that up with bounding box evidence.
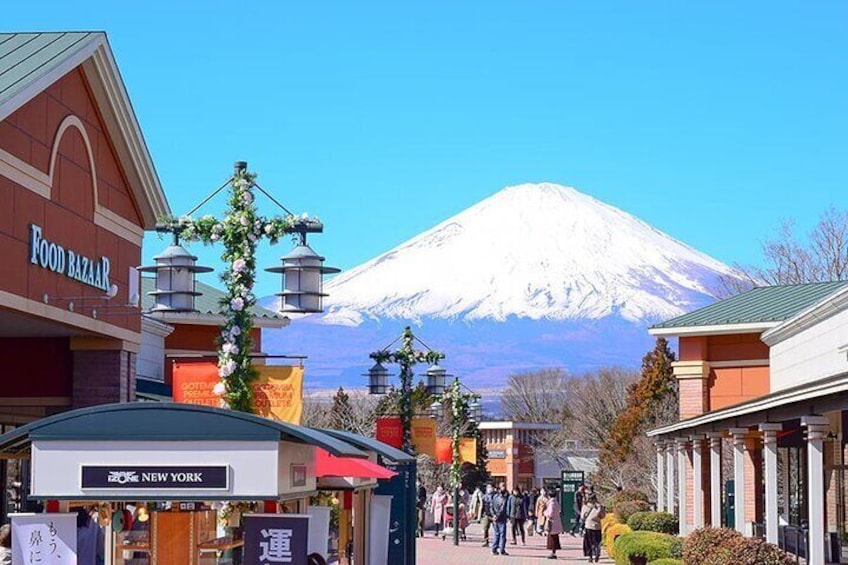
[543,491,563,560]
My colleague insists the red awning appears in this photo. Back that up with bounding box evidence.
[315,449,397,480]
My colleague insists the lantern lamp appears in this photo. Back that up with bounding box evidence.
[468,399,482,423]
[365,361,389,395]
[138,239,213,313]
[426,363,447,396]
[429,400,442,419]
[266,232,340,314]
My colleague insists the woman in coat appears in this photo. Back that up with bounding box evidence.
[430,485,449,537]
[535,488,549,534]
[580,493,605,562]
[543,491,563,560]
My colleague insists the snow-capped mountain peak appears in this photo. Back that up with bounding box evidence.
[316,182,736,325]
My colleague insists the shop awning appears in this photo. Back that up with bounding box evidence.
[315,449,397,480]
[0,402,367,459]
[320,429,415,464]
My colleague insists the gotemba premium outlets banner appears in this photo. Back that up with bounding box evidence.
[173,361,304,424]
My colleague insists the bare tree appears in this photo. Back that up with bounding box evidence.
[500,368,570,423]
[301,394,332,428]
[564,367,638,449]
[716,206,848,297]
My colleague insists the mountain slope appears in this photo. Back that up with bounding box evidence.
[262,183,739,388]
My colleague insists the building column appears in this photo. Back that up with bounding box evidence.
[691,434,705,530]
[666,439,676,514]
[657,441,666,512]
[707,432,723,527]
[730,428,748,534]
[760,423,782,545]
[803,416,829,565]
[677,438,689,535]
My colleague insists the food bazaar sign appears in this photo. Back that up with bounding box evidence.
[29,224,112,292]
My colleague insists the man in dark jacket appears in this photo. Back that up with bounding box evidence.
[480,483,495,546]
[416,481,427,537]
[490,485,510,556]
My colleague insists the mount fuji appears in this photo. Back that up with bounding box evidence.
[262,183,739,389]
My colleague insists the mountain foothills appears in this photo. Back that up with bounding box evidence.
[262,183,740,389]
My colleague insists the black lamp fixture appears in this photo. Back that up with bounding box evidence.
[365,361,390,395]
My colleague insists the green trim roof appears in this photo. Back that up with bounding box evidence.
[141,277,280,320]
[0,402,366,458]
[0,32,101,111]
[653,280,848,330]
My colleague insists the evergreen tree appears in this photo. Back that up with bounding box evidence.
[330,386,353,431]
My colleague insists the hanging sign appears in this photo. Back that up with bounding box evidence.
[172,361,304,424]
[29,224,112,292]
[375,417,403,449]
[11,513,77,565]
[376,416,437,455]
[81,465,229,490]
[243,514,310,565]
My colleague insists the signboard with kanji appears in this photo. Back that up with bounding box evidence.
[11,513,77,565]
[560,470,585,530]
[243,514,310,565]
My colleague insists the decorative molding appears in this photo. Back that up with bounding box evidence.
[0,289,141,346]
[650,321,779,337]
[0,397,71,407]
[0,114,143,245]
[708,359,770,368]
[762,286,848,346]
[69,336,140,353]
[147,311,289,329]
[673,360,710,380]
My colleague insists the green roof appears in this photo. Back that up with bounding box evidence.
[0,32,102,112]
[652,280,848,330]
[141,277,281,320]
[0,402,367,459]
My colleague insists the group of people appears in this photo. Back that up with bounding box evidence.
[416,480,607,562]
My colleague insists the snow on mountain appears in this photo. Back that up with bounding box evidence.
[261,182,740,390]
[317,182,735,325]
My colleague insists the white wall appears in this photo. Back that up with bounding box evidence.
[770,307,848,392]
[138,324,166,382]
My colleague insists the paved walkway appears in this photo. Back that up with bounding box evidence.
[418,522,612,565]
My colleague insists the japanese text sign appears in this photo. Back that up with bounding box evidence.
[243,514,310,565]
[11,513,77,565]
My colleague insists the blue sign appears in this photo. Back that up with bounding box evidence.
[244,514,309,565]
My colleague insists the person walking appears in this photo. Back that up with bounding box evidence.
[527,487,539,536]
[535,487,549,534]
[469,486,484,522]
[0,524,11,565]
[416,480,427,537]
[507,486,528,545]
[490,485,510,556]
[480,484,495,546]
[570,483,587,536]
[581,493,605,563]
[544,491,563,560]
[430,485,449,537]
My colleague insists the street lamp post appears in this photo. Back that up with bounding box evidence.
[366,326,445,454]
[146,161,337,413]
[430,378,482,546]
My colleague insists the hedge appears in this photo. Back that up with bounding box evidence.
[627,511,679,535]
[614,499,652,523]
[647,560,683,565]
[604,523,632,557]
[711,536,796,565]
[683,527,743,565]
[613,531,679,565]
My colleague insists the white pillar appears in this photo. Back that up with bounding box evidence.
[760,423,782,545]
[729,428,748,535]
[691,434,704,530]
[803,416,829,565]
[666,439,676,514]
[657,441,666,512]
[677,438,688,536]
[708,432,722,527]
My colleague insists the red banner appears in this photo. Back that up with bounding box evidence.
[375,416,403,449]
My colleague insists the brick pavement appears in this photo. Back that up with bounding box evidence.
[417,521,613,565]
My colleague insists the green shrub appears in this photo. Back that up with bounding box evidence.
[613,531,679,565]
[627,511,679,535]
[614,499,652,523]
[668,536,683,559]
[711,536,795,565]
[604,523,633,557]
[683,527,742,565]
[647,560,683,565]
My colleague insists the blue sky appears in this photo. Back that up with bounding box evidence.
[6,2,847,298]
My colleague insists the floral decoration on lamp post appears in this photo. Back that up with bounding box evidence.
[158,162,333,413]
